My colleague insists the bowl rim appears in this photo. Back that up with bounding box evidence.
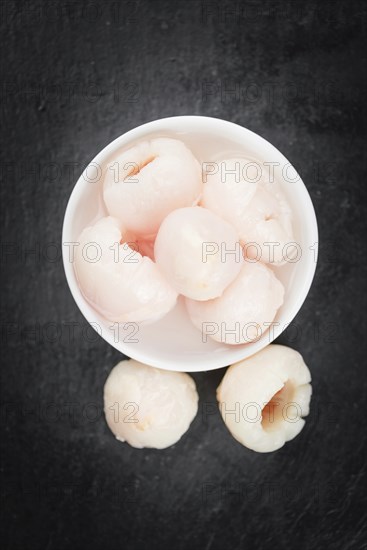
[62,115,319,372]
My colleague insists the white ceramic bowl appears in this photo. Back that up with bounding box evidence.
[62,116,318,372]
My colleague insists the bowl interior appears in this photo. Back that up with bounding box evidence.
[63,116,318,372]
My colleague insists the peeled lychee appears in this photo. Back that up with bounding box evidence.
[185,261,284,344]
[104,359,199,449]
[217,345,312,452]
[103,138,202,236]
[202,158,294,264]
[75,216,177,324]
[154,206,243,301]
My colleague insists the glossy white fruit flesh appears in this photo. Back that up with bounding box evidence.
[185,261,284,344]
[75,217,177,324]
[202,158,294,265]
[217,345,312,452]
[154,206,243,301]
[104,360,199,449]
[103,138,203,236]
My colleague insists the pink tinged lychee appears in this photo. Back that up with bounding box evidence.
[74,216,177,324]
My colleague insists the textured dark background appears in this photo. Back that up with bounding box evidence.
[1,0,366,549]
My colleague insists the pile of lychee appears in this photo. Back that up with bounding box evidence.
[75,137,295,345]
